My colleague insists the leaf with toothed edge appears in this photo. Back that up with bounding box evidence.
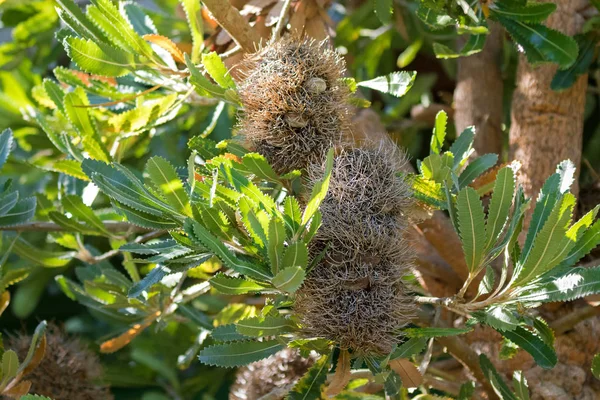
[64,37,133,77]
[357,71,416,97]
[211,324,250,343]
[457,187,487,273]
[480,354,519,400]
[0,129,13,171]
[235,315,296,337]
[198,340,283,367]
[209,274,268,295]
[0,197,36,227]
[146,156,192,217]
[288,353,331,400]
[500,326,557,369]
[272,266,305,293]
[485,167,516,252]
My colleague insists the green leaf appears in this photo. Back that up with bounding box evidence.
[64,37,133,77]
[592,353,600,380]
[0,192,18,217]
[1,349,19,384]
[501,327,557,369]
[201,52,236,90]
[403,327,472,338]
[235,315,296,337]
[114,201,179,229]
[457,382,476,400]
[490,2,556,23]
[62,195,111,236]
[128,265,169,297]
[185,54,227,98]
[55,0,109,43]
[238,197,268,247]
[186,219,271,280]
[513,266,600,304]
[405,175,446,209]
[458,154,498,188]
[450,127,475,168]
[512,371,531,400]
[198,340,283,367]
[267,218,286,275]
[552,33,597,90]
[557,218,600,269]
[389,337,428,360]
[12,238,76,267]
[397,38,423,68]
[457,187,487,273]
[288,353,331,400]
[474,306,520,331]
[0,197,36,227]
[431,111,447,154]
[477,266,496,297]
[146,156,192,217]
[495,16,578,69]
[480,354,519,400]
[241,153,280,183]
[485,167,516,252]
[272,266,306,293]
[211,324,249,342]
[282,241,308,271]
[374,0,393,25]
[0,129,13,171]
[433,34,486,59]
[512,194,575,287]
[44,159,88,181]
[357,71,416,97]
[283,196,302,236]
[209,273,268,295]
[181,0,203,63]
[302,149,334,225]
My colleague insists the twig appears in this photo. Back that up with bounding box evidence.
[550,304,600,335]
[201,0,261,53]
[0,221,151,233]
[270,0,293,45]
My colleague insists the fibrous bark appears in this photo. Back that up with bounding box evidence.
[509,0,588,199]
[454,22,504,156]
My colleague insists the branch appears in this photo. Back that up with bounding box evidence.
[0,221,151,233]
[270,0,293,45]
[202,0,261,53]
[550,304,600,335]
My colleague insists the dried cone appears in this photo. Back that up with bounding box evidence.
[229,348,315,400]
[238,37,351,175]
[7,325,113,400]
[295,145,418,354]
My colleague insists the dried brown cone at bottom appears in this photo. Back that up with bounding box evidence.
[7,324,113,400]
[238,37,352,175]
[229,348,316,400]
[295,146,418,355]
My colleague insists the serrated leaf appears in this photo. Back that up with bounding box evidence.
[480,354,519,400]
[450,127,475,168]
[181,0,203,63]
[55,0,109,43]
[185,54,227,98]
[557,218,600,269]
[501,327,557,369]
[433,34,486,59]
[513,371,531,400]
[302,149,334,225]
[201,52,236,90]
[406,174,446,209]
[474,306,520,331]
[513,266,600,304]
[357,71,416,97]
[390,337,428,360]
[288,353,331,400]
[459,154,498,188]
[0,129,13,171]
[44,159,88,181]
[404,327,472,338]
[272,266,305,293]
[458,381,476,400]
[64,37,133,77]
[431,111,446,154]
[477,266,496,297]
[490,2,556,23]
[146,156,192,217]
[114,201,179,229]
[0,197,35,227]
[552,33,597,90]
[457,187,487,273]
[513,193,575,287]
[374,0,393,25]
[235,315,296,337]
[63,195,111,236]
[241,153,280,183]
[211,324,249,342]
[143,34,185,63]
[198,340,283,367]
[496,16,578,69]
[283,196,302,235]
[282,241,308,271]
[267,218,285,275]
[209,273,268,294]
[485,167,516,252]
[0,191,18,217]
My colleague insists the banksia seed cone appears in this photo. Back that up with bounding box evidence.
[229,348,315,400]
[238,38,351,175]
[7,325,113,400]
[295,145,417,354]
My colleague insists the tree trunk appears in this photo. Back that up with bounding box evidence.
[509,0,588,199]
[454,22,504,157]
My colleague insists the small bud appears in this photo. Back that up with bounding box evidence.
[304,77,327,94]
[285,112,308,128]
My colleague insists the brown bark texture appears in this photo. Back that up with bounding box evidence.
[509,0,588,199]
[454,22,504,157]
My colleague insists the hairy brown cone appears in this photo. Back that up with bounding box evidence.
[229,348,315,400]
[238,37,351,175]
[295,146,417,354]
[7,324,113,400]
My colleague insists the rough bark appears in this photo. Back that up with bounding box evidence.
[454,22,504,157]
[509,0,588,199]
